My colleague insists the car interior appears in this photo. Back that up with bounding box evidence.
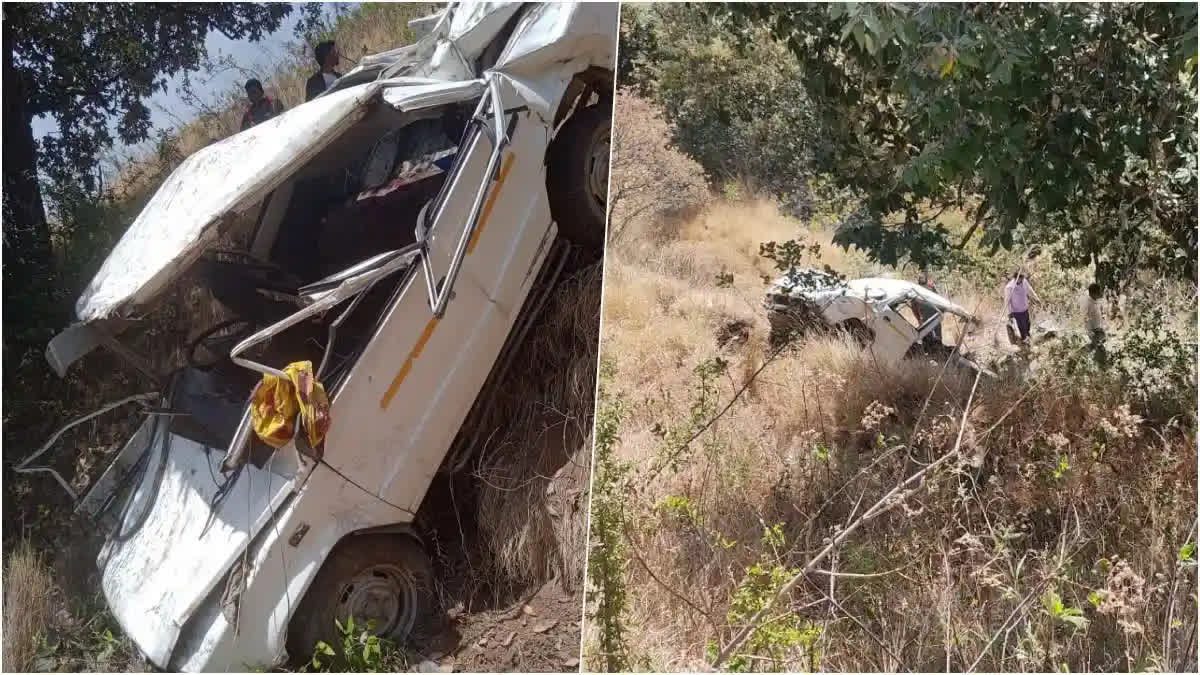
[165,99,482,465]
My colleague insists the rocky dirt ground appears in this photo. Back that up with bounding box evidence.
[420,582,583,673]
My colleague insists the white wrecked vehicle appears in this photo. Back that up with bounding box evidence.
[21,3,615,670]
[764,268,993,375]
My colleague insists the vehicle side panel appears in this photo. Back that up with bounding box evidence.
[320,88,555,513]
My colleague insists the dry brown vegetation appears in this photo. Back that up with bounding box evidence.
[3,542,54,672]
[473,262,602,594]
[584,93,1197,672]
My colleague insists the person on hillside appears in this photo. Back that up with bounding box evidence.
[305,40,342,102]
[1003,270,1040,344]
[1085,282,1107,367]
[912,270,943,346]
[241,79,284,131]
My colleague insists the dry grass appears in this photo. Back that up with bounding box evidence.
[590,158,1197,671]
[3,541,55,672]
[472,261,603,594]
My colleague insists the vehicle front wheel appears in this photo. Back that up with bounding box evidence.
[546,103,610,252]
[287,534,438,664]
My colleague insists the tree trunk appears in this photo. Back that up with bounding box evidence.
[2,22,52,272]
[3,17,57,353]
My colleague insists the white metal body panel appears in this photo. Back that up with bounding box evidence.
[322,97,555,509]
[75,83,381,323]
[98,424,296,666]
[168,464,410,671]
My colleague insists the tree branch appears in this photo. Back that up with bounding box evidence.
[712,371,983,668]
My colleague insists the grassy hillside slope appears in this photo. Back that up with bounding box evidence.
[584,91,1197,673]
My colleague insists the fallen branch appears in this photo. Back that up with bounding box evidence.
[810,566,909,579]
[711,371,983,668]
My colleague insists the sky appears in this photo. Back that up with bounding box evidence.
[30,3,358,155]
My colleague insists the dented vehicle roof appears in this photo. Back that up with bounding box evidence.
[769,271,974,319]
[71,1,615,326]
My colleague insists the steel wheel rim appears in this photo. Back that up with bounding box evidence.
[334,564,417,639]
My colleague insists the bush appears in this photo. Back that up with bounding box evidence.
[609,91,710,244]
[620,4,820,218]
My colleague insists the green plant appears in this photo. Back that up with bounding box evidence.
[1042,590,1089,630]
[649,357,728,478]
[708,526,823,672]
[586,367,634,672]
[709,3,1197,282]
[305,616,394,673]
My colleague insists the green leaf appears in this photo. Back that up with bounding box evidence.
[1180,541,1195,562]
[992,57,1013,85]
[956,49,981,69]
[1042,590,1064,615]
[840,17,858,44]
[940,55,956,78]
[862,10,883,39]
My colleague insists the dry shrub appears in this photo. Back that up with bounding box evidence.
[472,261,602,593]
[3,541,54,672]
[608,91,711,247]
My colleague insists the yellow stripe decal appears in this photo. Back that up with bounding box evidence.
[381,151,515,409]
[380,316,440,409]
[467,152,514,254]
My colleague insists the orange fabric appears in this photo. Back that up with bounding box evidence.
[251,361,331,449]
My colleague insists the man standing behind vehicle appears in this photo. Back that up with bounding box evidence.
[241,79,284,131]
[1004,270,1040,344]
[305,40,342,102]
[1085,282,1107,366]
[913,270,943,345]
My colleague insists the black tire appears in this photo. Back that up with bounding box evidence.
[287,534,438,664]
[546,103,610,251]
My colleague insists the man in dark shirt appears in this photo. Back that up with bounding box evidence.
[240,79,284,131]
[305,40,343,102]
[913,270,943,345]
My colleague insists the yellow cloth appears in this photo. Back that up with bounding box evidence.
[251,361,332,449]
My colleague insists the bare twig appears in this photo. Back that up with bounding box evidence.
[712,371,983,668]
[803,575,913,673]
[810,565,910,579]
[644,339,790,486]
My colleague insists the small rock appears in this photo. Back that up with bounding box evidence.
[521,618,527,627]
[532,619,558,633]
[563,657,580,668]
[437,664,454,674]
[415,660,441,673]
[477,636,489,647]
[522,604,537,617]
[501,631,516,647]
